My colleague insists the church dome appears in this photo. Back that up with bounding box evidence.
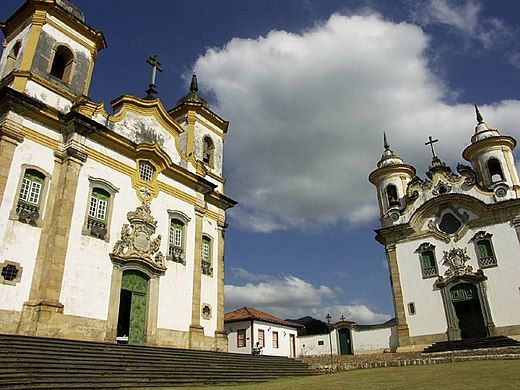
[471,105,500,143]
[377,133,404,168]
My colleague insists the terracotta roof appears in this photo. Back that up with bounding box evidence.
[224,307,304,329]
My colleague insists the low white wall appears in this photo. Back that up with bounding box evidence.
[298,330,338,357]
[352,326,398,354]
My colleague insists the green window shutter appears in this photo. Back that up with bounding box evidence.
[24,172,44,183]
[477,240,492,258]
[421,251,434,269]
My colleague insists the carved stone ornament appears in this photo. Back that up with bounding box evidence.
[471,231,492,242]
[432,181,452,196]
[110,202,166,274]
[493,183,508,198]
[440,247,474,280]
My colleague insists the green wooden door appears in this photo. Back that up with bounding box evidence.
[121,270,148,345]
[338,328,352,355]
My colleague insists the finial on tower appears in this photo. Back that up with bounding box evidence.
[383,131,390,151]
[475,104,484,124]
[190,74,198,93]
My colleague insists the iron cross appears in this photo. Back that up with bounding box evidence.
[425,135,439,158]
[144,54,163,99]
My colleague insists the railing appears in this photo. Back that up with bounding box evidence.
[478,256,497,268]
[422,266,438,278]
[167,246,186,265]
[202,261,213,276]
[87,218,107,240]
[16,201,39,224]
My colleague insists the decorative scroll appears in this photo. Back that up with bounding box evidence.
[110,202,166,274]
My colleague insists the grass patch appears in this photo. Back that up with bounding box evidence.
[164,360,520,389]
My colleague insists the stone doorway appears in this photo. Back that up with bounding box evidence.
[338,328,353,355]
[116,270,149,345]
[451,283,487,339]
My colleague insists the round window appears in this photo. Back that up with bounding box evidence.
[438,213,462,235]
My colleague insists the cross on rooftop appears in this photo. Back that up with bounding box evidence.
[144,54,163,99]
[425,135,439,158]
[340,315,346,321]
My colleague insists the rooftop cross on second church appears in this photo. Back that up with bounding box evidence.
[144,54,163,100]
[425,135,439,158]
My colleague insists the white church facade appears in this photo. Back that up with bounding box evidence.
[370,109,520,351]
[0,0,235,350]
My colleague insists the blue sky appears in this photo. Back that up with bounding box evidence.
[2,0,520,324]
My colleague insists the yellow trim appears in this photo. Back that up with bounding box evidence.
[20,126,223,221]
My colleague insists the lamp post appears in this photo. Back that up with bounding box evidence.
[326,313,333,368]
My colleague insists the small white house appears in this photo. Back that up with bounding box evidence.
[225,307,303,357]
[298,319,398,356]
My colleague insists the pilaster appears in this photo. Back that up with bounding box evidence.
[0,115,24,206]
[385,244,411,347]
[189,203,205,348]
[214,218,228,351]
[18,140,87,336]
[105,265,123,342]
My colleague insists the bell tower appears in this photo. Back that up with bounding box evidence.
[462,106,520,194]
[0,0,106,111]
[369,133,416,218]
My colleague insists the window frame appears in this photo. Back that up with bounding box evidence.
[487,157,505,184]
[415,243,438,279]
[202,135,215,168]
[201,234,213,276]
[48,44,76,84]
[82,177,119,242]
[237,329,246,348]
[471,231,498,269]
[272,331,279,349]
[0,260,23,286]
[10,165,51,227]
[3,40,21,78]
[167,210,191,264]
[258,329,265,348]
[385,184,399,208]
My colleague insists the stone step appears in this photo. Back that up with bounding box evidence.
[423,336,520,353]
[0,334,312,389]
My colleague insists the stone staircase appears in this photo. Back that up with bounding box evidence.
[423,336,520,353]
[0,334,312,389]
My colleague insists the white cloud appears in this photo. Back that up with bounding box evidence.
[225,273,390,324]
[194,12,520,232]
[413,0,512,49]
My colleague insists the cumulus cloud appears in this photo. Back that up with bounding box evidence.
[194,12,520,232]
[412,0,513,49]
[225,274,391,324]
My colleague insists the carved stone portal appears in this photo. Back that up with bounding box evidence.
[110,202,166,275]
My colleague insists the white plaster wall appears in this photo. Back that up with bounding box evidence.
[0,25,31,77]
[154,192,195,331]
[377,174,407,215]
[298,330,338,357]
[351,326,397,353]
[105,111,182,165]
[47,15,96,48]
[397,221,520,337]
[41,22,92,58]
[60,158,137,320]
[252,321,299,357]
[226,320,252,354]
[0,138,55,311]
[25,80,73,113]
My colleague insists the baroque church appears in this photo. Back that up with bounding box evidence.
[0,0,235,350]
[370,109,520,350]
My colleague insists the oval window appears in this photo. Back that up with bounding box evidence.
[438,213,462,235]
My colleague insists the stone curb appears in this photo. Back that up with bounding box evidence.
[312,353,520,373]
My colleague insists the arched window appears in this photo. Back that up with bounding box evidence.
[487,158,504,183]
[82,178,118,241]
[386,184,399,207]
[168,218,186,264]
[201,235,213,276]
[202,136,214,167]
[50,45,74,82]
[4,41,21,78]
[138,160,156,182]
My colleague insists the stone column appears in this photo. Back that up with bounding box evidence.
[0,115,24,205]
[189,204,205,349]
[214,219,228,351]
[476,281,497,337]
[512,216,520,244]
[385,244,411,347]
[18,139,87,337]
[440,287,460,340]
[146,275,160,345]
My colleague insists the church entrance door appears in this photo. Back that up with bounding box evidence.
[117,270,149,344]
[450,283,487,339]
[338,328,353,355]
